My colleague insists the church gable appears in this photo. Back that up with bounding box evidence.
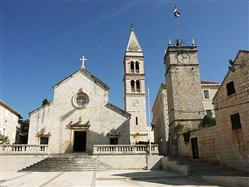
[53,69,109,91]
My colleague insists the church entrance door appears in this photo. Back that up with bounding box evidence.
[73,131,86,152]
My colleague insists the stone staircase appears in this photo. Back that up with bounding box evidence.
[21,154,113,172]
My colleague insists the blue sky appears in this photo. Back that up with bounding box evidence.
[1,0,248,119]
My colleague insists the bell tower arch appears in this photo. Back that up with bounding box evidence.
[123,27,148,144]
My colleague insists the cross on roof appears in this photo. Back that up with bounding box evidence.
[80,56,87,69]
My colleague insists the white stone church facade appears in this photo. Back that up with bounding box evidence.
[28,28,148,154]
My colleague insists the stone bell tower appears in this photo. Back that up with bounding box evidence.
[164,40,205,156]
[123,27,148,144]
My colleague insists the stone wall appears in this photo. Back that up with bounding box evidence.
[0,155,48,171]
[178,50,249,172]
[94,155,162,170]
[0,104,20,144]
[152,84,169,155]
[213,50,249,172]
[178,126,218,163]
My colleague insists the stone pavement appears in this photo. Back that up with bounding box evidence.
[0,170,220,187]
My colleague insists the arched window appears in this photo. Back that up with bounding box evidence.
[136,80,140,92]
[130,61,134,73]
[131,80,135,92]
[135,61,139,73]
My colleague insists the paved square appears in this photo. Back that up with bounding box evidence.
[0,170,220,187]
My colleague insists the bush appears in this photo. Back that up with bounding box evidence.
[183,130,191,143]
[203,115,216,127]
[175,124,184,134]
[0,134,10,144]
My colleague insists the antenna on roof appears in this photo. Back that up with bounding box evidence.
[192,38,196,46]
[130,23,134,31]
[168,38,172,46]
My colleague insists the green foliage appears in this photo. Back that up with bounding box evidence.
[0,134,10,144]
[203,115,216,127]
[174,124,184,134]
[183,130,191,143]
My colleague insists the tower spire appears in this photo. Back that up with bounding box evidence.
[126,27,142,52]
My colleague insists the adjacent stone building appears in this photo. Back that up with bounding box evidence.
[0,100,22,144]
[177,50,249,172]
[212,50,249,171]
[201,81,221,117]
[152,81,220,155]
[152,84,169,155]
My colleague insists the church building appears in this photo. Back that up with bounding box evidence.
[27,28,148,154]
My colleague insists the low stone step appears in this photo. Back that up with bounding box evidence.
[21,155,112,172]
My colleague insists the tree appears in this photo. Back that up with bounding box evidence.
[0,134,10,144]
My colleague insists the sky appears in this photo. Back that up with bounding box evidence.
[1,0,248,119]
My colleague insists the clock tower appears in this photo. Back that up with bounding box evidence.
[164,40,205,156]
[123,27,148,144]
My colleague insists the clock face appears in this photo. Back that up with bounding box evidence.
[132,100,139,106]
[177,53,190,64]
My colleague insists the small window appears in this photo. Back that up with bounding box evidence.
[130,61,134,73]
[206,110,212,117]
[230,113,241,130]
[40,137,48,145]
[203,90,210,99]
[131,80,135,92]
[136,117,138,125]
[136,80,140,92]
[226,81,235,96]
[110,137,118,145]
[135,61,139,73]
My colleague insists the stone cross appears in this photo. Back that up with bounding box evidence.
[80,56,87,69]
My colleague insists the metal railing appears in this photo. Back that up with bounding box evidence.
[93,144,158,155]
[0,144,48,154]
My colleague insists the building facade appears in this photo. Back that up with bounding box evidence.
[164,42,205,156]
[27,28,149,154]
[0,100,22,144]
[177,50,249,172]
[28,68,131,154]
[152,81,220,155]
[152,84,169,155]
[123,28,148,144]
[201,81,221,117]
[212,50,249,171]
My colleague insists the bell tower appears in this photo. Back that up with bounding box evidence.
[123,27,148,144]
[164,40,205,156]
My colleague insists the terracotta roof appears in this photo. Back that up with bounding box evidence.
[0,100,22,118]
[201,81,221,85]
